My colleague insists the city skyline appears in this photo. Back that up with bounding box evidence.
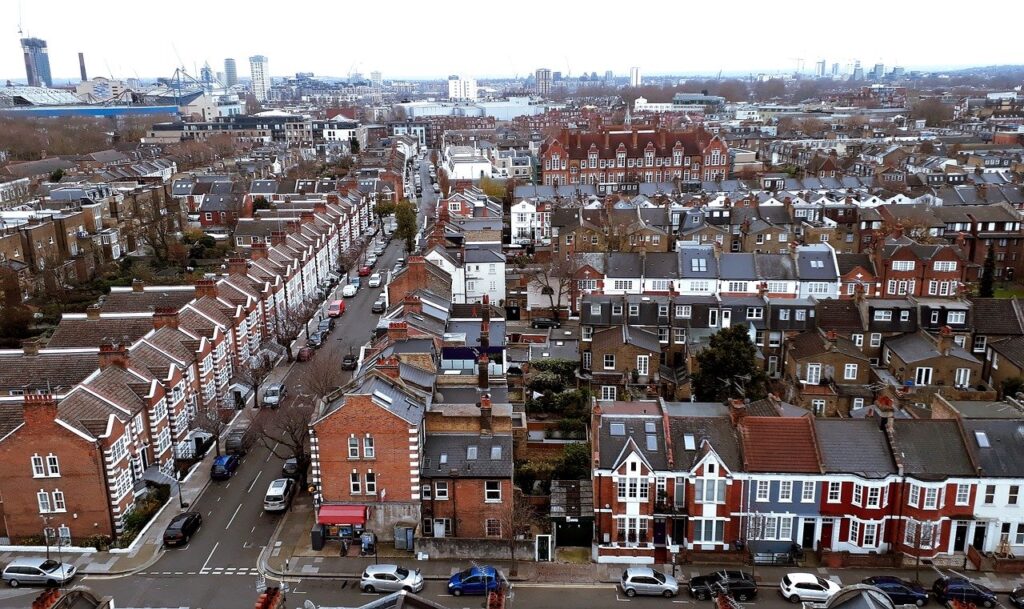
[2,0,1020,84]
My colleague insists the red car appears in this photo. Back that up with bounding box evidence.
[358,266,372,277]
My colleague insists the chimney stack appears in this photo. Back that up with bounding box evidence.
[86,304,102,320]
[194,278,218,299]
[98,342,129,370]
[479,393,493,435]
[387,321,408,342]
[152,307,180,330]
[21,337,43,357]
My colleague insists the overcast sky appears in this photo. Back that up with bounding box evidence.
[2,0,1018,84]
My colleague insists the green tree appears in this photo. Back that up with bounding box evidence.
[691,324,768,401]
[979,244,995,298]
[394,200,418,253]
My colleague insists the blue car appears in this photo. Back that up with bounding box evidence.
[447,566,502,596]
[210,454,239,480]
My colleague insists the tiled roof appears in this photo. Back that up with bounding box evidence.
[739,416,822,473]
[47,316,154,348]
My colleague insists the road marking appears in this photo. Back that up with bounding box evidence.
[246,471,263,493]
[201,542,219,571]
[226,504,243,529]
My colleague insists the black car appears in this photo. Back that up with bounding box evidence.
[163,512,202,547]
[932,577,997,608]
[371,298,386,314]
[341,354,358,370]
[531,317,560,329]
[688,571,758,601]
[864,576,928,606]
[1010,585,1024,609]
[307,331,325,348]
[282,457,308,480]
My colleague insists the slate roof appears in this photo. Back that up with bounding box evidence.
[421,433,513,478]
[739,416,822,473]
[967,297,1024,336]
[668,416,742,471]
[891,419,977,478]
[813,419,897,478]
[961,419,1024,477]
[47,315,154,348]
[597,411,668,470]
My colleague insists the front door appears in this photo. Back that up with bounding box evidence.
[954,521,969,552]
[971,522,987,551]
[801,520,816,549]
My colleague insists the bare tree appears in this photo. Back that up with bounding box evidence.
[303,354,348,398]
[235,351,278,408]
[252,399,316,487]
[273,298,320,362]
[499,489,539,577]
[522,251,585,321]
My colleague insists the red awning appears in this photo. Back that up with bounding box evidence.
[317,504,368,526]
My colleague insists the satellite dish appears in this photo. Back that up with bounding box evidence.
[304,601,318,609]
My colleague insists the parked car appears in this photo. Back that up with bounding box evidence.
[779,573,842,603]
[296,346,314,362]
[263,383,286,407]
[2,558,76,588]
[263,478,297,512]
[327,300,345,317]
[863,576,928,606]
[341,353,358,370]
[306,331,325,348]
[282,457,308,480]
[318,318,335,334]
[447,566,503,596]
[689,571,758,601]
[342,284,358,297]
[932,577,997,608]
[368,273,383,288]
[530,317,560,329]
[210,454,240,480]
[358,266,372,277]
[361,564,425,593]
[1009,585,1024,609]
[163,511,202,547]
[372,298,386,314]
[620,567,679,598]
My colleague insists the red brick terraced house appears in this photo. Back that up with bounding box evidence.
[539,127,729,186]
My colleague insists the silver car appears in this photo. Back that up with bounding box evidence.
[3,558,76,587]
[361,564,424,593]
[620,567,679,598]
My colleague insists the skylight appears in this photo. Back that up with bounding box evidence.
[975,430,990,448]
[610,422,626,436]
[684,434,696,450]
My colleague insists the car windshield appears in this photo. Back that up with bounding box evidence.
[40,560,60,572]
[395,567,410,578]
[652,571,666,583]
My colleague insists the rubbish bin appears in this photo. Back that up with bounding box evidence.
[310,523,325,551]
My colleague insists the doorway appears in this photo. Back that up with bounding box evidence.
[801,520,816,550]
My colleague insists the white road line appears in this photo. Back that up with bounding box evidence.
[226,504,243,529]
[246,470,263,493]
[201,541,219,571]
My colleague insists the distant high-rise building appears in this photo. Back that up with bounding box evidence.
[535,68,552,96]
[447,75,477,101]
[370,71,382,88]
[831,62,840,76]
[224,58,238,87]
[78,52,88,82]
[249,55,270,102]
[815,60,827,78]
[21,38,52,88]
[629,66,641,87]
[872,63,885,80]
